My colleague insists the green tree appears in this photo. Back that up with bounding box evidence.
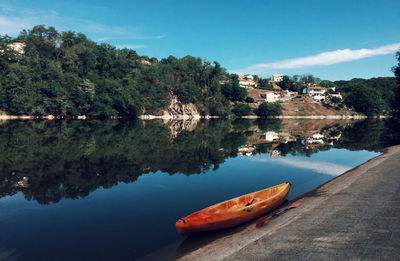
[392,51,400,117]
[221,75,247,101]
[244,97,254,103]
[344,85,384,116]
[256,102,282,117]
[277,76,294,90]
[232,103,252,116]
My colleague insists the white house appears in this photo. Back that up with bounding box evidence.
[261,92,280,102]
[243,74,254,80]
[238,75,257,88]
[0,42,26,55]
[271,74,283,82]
[303,86,327,95]
[303,86,327,100]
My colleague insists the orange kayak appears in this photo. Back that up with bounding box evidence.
[175,182,291,235]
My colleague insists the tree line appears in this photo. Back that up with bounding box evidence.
[1,25,399,117]
[0,25,234,117]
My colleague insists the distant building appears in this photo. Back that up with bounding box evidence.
[329,93,343,100]
[303,86,327,100]
[260,91,281,102]
[243,74,254,80]
[0,42,26,55]
[140,59,151,65]
[271,74,284,82]
[238,75,257,88]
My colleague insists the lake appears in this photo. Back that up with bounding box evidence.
[0,118,399,260]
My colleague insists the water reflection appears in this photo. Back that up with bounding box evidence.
[1,118,400,260]
[0,118,400,205]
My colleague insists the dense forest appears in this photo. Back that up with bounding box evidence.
[334,77,398,116]
[0,25,399,117]
[0,25,236,117]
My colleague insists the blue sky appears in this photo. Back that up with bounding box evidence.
[1,0,399,80]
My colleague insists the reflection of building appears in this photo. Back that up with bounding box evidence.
[271,150,281,157]
[260,131,279,142]
[302,133,335,148]
[243,125,345,156]
[328,133,341,140]
[237,145,255,156]
[15,176,29,188]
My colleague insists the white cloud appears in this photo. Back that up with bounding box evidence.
[251,157,352,176]
[0,16,32,35]
[0,2,164,41]
[235,43,400,74]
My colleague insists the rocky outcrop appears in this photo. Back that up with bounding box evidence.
[139,93,202,119]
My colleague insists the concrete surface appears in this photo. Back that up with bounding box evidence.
[176,145,400,261]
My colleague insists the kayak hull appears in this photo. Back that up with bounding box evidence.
[175,182,290,235]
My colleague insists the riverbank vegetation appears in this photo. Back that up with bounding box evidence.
[0,26,232,117]
[0,25,399,117]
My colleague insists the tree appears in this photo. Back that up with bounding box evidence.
[221,75,247,101]
[244,97,254,103]
[335,77,397,115]
[0,25,237,117]
[256,102,282,117]
[277,76,294,90]
[392,51,400,117]
[344,85,384,116]
[320,80,335,87]
[258,78,274,90]
[232,103,252,116]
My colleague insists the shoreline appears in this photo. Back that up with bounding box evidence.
[174,145,400,260]
[0,114,377,121]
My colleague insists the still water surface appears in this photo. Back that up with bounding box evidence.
[0,118,399,260]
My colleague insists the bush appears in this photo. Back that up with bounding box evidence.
[232,103,252,116]
[330,97,342,104]
[256,102,282,117]
[244,97,254,103]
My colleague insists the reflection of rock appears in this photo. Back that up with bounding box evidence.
[166,119,199,138]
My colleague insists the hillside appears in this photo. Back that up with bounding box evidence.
[280,97,353,116]
[246,88,355,117]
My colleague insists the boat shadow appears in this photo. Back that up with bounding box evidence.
[174,222,248,259]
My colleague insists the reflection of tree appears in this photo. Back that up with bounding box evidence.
[335,119,400,151]
[256,119,282,132]
[1,118,399,204]
[0,120,245,204]
[252,119,400,158]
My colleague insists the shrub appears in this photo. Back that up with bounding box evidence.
[256,102,282,117]
[232,103,252,116]
[244,97,254,103]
